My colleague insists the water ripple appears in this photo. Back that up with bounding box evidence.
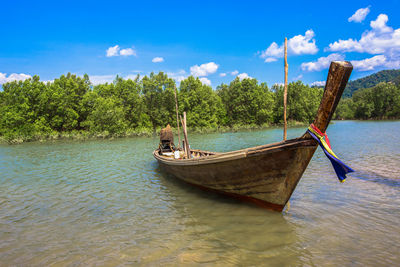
[0,121,400,266]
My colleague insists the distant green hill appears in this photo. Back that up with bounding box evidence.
[343,69,400,98]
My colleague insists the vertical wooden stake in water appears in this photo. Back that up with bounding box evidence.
[180,115,185,154]
[182,112,191,158]
[283,37,288,141]
[173,86,181,148]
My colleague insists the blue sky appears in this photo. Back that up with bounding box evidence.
[1,0,399,88]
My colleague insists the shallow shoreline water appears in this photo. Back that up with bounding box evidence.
[1,121,399,266]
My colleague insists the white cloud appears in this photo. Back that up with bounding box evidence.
[106,45,120,57]
[219,73,227,77]
[260,30,318,62]
[264,57,277,63]
[351,55,388,71]
[325,14,400,70]
[152,57,164,63]
[326,14,400,70]
[106,45,137,57]
[301,53,345,72]
[199,77,211,86]
[0,72,32,84]
[237,73,251,80]
[190,62,219,76]
[167,70,186,82]
[348,6,370,23]
[289,30,319,55]
[262,42,283,58]
[120,48,136,56]
[293,74,303,80]
[370,14,392,33]
[230,70,239,75]
[89,75,115,85]
[327,38,362,52]
[311,81,326,87]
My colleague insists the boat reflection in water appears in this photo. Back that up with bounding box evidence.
[153,168,301,265]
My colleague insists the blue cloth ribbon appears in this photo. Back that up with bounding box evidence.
[307,130,354,182]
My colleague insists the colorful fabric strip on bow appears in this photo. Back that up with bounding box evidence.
[307,123,354,182]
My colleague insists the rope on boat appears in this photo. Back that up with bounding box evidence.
[307,123,354,182]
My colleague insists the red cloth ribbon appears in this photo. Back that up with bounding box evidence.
[309,123,331,149]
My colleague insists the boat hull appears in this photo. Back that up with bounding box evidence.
[154,61,353,212]
[154,138,317,211]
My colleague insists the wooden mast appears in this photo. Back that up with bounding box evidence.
[283,37,288,141]
[173,86,181,148]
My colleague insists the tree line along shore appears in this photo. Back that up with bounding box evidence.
[1,72,399,143]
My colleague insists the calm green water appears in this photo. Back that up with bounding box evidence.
[1,121,399,266]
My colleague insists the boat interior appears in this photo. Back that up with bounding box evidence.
[158,148,216,159]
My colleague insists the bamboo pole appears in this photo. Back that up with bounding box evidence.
[180,112,191,158]
[183,112,191,158]
[173,86,181,148]
[283,37,288,141]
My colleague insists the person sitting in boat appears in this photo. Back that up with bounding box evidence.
[159,124,176,156]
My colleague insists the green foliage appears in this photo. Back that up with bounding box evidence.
[334,98,355,120]
[82,96,127,134]
[217,77,274,126]
[272,81,323,123]
[352,82,400,119]
[142,72,176,129]
[1,69,399,143]
[343,69,400,98]
[179,76,224,129]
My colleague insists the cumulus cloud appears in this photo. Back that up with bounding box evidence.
[219,73,227,77]
[120,48,136,56]
[370,14,392,33]
[348,6,370,23]
[289,30,319,55]
[311,81,326,87]
[230,70,239,75]
[351,55,389,71]
[152,57,164,63]
[326,14,400,70]
[106,45,120,57]
[199,77,211,86]
[106,45,136,57]
[301,53,345,71]
[262,42,283,58]
[260,30,318,62]
[0,72,32,84]
[190,62,219,76]
[237,73,251,80]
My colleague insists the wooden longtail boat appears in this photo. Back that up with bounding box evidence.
[154,61,353,212]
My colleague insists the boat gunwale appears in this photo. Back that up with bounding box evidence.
[153,135,317,166]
